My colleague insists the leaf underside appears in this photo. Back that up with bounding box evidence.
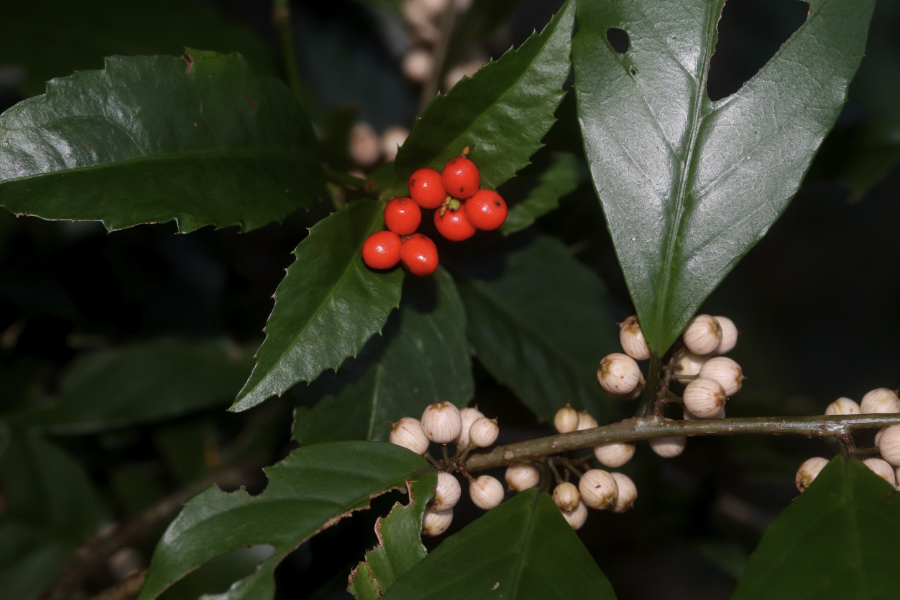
[395,0,575,192]
[137,441,435,600]
[292,267,473,444]
[731,457,900,600]
[573,0,876,355]
[381,489,617,600]
[233,199,405,412]
[0,50,325,233]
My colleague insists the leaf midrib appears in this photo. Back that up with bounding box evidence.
[651,3,723,352]
[504,491,542,599]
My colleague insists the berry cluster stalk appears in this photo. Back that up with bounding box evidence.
[461,414,900,473]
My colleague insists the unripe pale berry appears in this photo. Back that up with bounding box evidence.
[560,501,588,530]
[402,48,434,84]
[672,348,708,384]
[713,316,738,355]
[877,425,900,467]
[469,475,504,509]
[825,397,861,416]
[389,417,430,455]
[683,378,727,419]
[455,407,485,447]
[593,442,635,468]
[683,314,722,356]
[552,482,581,512]
[380,126,409,162]
[618,316,651,360]
[432,471,461,511]
[349,122,382,168]
[597,353,642,395]
[649,419,686,458]
[860,388,900,414]
[505,463,540,492]
[610,472,637,513]
[684,406,725,420]
[421,402,462,444]
[795,457,829,492]
[576,411,598,431]
[469,417,499,448]
[863,457,897,486]
[698,357,744,396]
[578,469,619,510]
[554,404,579,433]
[422,507,453,537]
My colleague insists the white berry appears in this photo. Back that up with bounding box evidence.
[389,417,430,455]
[683,315,722,356]
[649,419,686,458]
[552,482,581,512]
[825,397,861,416]
[672,348,708,384]
[683,406,725,420]
[422,507,453,537]
[610,472,637,513]
[559,501,589,530]
[877,425,900,467]
[578,469,619,510]
[597,353,643,395]
[469,417,499,448]
[455,407,485,447]
[864,457,897,486]
[712,316,738,355]
[554,405,579,433]
[593,442,635,468]
[505,463,540,492]
[432,471,461,511]
[795,457,829,492]
[683,378,727,419]
[698,357,744,396]
[469,475,504,509]
[421,402,462,444]
[860,388,900,414]
[619,316,651,360]
[577,411,598,431]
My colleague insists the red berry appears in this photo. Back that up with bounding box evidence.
[434,205,476,241]
[362,230,401,270]
[441,157,480,199]
[409,168,447,209]
[464,189,508,230]
[384,197,421,235]
[400,233,439,277]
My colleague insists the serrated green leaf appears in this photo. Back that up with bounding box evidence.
[348,461,433,598]
[233,199,405,412]
[14,338,253,433]
[500,152,581,234]
[0,430,100,600]
[731,457,900,600]
[137,441,435,600]
[395,0,574,191]
[382,489,616,600]
[0,50,325,233]
[453,234,619,422]
[0,0,275,97]
[293,268,473,444]
[573,0,875,355]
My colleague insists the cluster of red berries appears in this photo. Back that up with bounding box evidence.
[361,148,508,277]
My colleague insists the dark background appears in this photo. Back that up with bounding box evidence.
[1,0,898,598]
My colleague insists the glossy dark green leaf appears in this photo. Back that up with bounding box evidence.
[731,457,899,600]
[500,152,581,234]
[0,50,325,233]
[382,489,616,600]
[15,339,253,433]
[233,200,405,412]
[0,0,275,96]
[395,0,574,190]
[0,430,100,600]
[454,234,618,421]
[348,461,433,598]
[293,268,472,444]
[137,441,435,600]
[573,0,875,355]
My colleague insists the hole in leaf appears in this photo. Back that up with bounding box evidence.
[629,67,637,76]
[707,0,808,101]
[606,28,630,54]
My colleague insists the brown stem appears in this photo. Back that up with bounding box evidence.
[463,414,900,472]
[38,462,261,600]
[86,571,145,600]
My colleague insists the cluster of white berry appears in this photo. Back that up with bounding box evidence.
[796,389,900,492]
[390,402,511,537]
[551,405,637,529]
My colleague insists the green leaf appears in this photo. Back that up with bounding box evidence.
[453,234,619,421]
[499,152,581,234]
[382,489,616,600]
[137,441,435,600]
[0,0,275,97]
[0,50,325,233]
[293,268,473,444]
[14,338,254,433]
[0,430,100,600]
[573,0,876,355]
[348,462,433,598]
[233,199,404,412]
[731,457,900,600]
[395,0,574,191]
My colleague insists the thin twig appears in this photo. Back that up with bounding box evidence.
[463,414,900,472]
[86,571,145,600]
